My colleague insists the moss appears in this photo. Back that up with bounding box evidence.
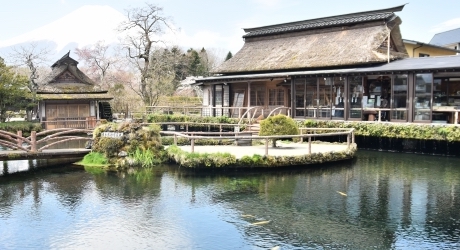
[166,144,357,169]
[91,137,124,158]
[90,122,164,169]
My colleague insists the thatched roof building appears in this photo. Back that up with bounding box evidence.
[215,5,408,74]
[38,51,112,100]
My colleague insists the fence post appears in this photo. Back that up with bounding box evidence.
[308,136,311,154]
[174,134,177,145]
[300,129,304,143]
[191,138,195,153]
[265,138,269,156]
[352,130,355,144]
[17,131,23,148]
[31,131,37,152]
[347,133,350,149]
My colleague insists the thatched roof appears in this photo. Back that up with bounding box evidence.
[215,5,408,74]
[38,51,103,93]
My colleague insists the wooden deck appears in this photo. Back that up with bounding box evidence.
[0,149,90,161]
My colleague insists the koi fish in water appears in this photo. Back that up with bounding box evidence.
[337,191,347,196]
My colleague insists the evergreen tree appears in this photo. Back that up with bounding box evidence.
[0,57,30,122]
[187,49,203,77]
[225,51,233,61]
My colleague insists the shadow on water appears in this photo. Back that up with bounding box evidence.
[0,138,89,176]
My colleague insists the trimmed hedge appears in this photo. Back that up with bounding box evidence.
[0,121,43,137]
[300,120,460,142]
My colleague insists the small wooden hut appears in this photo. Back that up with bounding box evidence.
[37,52,113,129]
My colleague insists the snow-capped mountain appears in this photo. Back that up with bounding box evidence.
[0,5,127,58]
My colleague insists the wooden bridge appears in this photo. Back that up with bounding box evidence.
[0,128,92,161]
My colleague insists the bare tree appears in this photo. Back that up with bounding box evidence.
[118,3,174,105]
[9,43,52,121]
[75,41,118,89]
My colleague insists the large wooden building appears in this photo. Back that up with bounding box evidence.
[37,52,113,129]
[196,5,460,124]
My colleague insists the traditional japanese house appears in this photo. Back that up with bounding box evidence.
[195,5,460,124]
[37,52,113,129]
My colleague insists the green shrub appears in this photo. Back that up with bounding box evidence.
[81,152,108,165]
[259,114,299,147]
[0,121,43,136]
[300,120,460,142]
[129,148,163,168]
[91,137,124,158]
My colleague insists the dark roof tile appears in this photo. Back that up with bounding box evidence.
[243,5,404,38]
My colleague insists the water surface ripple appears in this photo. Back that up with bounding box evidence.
[1,151,460,249]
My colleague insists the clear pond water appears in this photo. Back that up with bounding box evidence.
[1,151,460,249]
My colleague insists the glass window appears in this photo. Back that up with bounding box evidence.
[413,73,432,121]
[294,79,305,117]
[305,78,317,118]
[332,77,345,118]
[348,76,363,119]
[268,89,284,106]
[250,85,265,106]
[318,78,332,118]
[215,85,222,106]
[391,74,407,121]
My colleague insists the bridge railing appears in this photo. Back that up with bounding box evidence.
[0,128,92,152]
[41,117,99,130]
[161,128,355,157]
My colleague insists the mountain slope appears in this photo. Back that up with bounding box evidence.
[0,5,126,52]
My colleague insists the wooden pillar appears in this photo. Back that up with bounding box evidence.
[308,136,311,154]
[31,131,37,152]
[347,133,351,149]
[17,131,23,148]
[191,133,194,153]
[265,138,269,156]
[291,79,295,118]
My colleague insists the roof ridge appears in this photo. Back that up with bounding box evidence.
[243,5,405,38]
[243,4,405,33]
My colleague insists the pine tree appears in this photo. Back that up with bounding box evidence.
[225,51,233,61]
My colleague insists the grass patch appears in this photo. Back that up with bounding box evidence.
[80,152,109,166]
[129,148,164,168]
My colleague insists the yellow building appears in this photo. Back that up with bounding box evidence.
[404,39,459,57]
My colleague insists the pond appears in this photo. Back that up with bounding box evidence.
[1,151,460,249]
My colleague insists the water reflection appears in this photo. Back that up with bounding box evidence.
[0,151,459,249]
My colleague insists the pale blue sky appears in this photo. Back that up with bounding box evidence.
[1,0,460,54]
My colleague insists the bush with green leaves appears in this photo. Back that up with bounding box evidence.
[300,120,460,142]
[81,152,109,166]
[259,114,299,147]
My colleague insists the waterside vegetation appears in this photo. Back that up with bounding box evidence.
[166,144,357,169]
[302,120,460,142]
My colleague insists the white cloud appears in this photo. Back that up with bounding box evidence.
[251,0,282,7]
[430,18,460,33]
